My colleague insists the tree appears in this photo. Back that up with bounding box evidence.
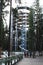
[27,9,35,52]
[12,8,19,51]
[0,0,4,57]
[0,0,9,49]
[33,0,42,52]
[0,0,4,47]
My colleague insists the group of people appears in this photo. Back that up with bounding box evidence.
[24,51,35,58]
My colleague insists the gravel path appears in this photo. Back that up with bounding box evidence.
[16,56,43,65]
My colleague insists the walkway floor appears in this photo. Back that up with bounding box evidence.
[16,56,43,65]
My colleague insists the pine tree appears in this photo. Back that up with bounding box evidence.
[33,0,42,51]
[28,9,35,51]
[0,0,4,46]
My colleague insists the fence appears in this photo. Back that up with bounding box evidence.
[0,54,23,65]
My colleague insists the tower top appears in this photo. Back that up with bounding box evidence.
[15,0,21,4]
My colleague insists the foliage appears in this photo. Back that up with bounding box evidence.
[27,9,35,51]
[0,0,9,50]
[0,0,4,47]
[34,0,43,51]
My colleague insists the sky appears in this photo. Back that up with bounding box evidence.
[12,0,43,8]
[5,0,43,27]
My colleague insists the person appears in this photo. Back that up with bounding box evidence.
[26,51,28,57]
[24,52,26,57]
[30,51,32,57]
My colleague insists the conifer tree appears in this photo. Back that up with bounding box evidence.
[33,0,42,52]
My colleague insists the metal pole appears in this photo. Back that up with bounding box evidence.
[8,0,12,65]
[8,0,12,56]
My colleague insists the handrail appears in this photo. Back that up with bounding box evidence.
[0,54,23,65]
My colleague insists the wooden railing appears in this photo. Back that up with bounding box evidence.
[0,54,23,65]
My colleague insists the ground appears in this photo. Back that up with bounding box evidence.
[16,56,43,65]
